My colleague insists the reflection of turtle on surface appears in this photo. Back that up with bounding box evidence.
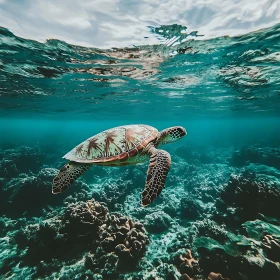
[52,124,186,206]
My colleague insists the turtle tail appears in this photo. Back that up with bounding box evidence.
[52,161,91,194]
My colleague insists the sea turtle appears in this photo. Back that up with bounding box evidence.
[52,124,186,206]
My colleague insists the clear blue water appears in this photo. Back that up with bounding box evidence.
[0,24,280,146]
[0,24,280,279]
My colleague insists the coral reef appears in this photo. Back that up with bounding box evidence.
[178,249,200,278]
[219,175,280,223]
[180,198,202,219]
[144,211,172,233]
[0,146,54,178]
[1,199,148,279]
[230,146,280,169]
[1,145,280,279]
[195,219,280,280]
[92,178,135,211]
[0,167,90,217]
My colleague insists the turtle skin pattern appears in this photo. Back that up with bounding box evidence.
[142,149,171,206]
[52,161,91,194]
[157,126,187,146]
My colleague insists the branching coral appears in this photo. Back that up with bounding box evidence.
[179,249,200,278]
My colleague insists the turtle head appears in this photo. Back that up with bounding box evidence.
[157,126,187,146]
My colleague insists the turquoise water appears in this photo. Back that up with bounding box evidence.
[0,24,280,279]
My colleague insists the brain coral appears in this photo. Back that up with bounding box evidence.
[10,199,149,278]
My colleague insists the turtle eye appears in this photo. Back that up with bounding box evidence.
[61,164,70,172]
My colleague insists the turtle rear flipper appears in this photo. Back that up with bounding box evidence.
[52,161,91,194]
[142,149,171,206]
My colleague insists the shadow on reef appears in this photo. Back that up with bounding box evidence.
[0,144,280,279]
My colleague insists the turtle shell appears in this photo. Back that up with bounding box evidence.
[63,124,158,163]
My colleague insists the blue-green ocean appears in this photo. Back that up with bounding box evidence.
[0,24,280,280]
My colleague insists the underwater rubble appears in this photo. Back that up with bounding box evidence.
[0,145,280,279]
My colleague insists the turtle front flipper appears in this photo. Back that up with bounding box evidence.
[142,149,171,206]
[52,161,91,194]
